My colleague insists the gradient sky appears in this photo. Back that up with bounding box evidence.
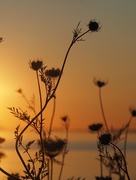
[0,0,136,132]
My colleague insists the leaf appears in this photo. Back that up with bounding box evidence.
[26,140,35,149]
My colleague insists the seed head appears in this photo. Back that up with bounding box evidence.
[42,138,66,159]
[29,60,43,71]
[45,68,61,78]
[99,133,111,145]
[93,78,108,88]
[88,20,101,32]
[88,123,103,132]
[129,107,136,117]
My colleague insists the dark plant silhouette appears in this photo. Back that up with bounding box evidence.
[0,20,100,179]
[58,115,70,180]
[98,132,130,180]
[89,123,104,178]
[93,78,109,132]
[88,78,134,180]
[45,67,61,139]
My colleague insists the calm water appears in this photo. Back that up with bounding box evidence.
[0,130,136,180]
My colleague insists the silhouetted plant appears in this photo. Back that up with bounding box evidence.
[45,67,61,139]
[58,115,70,180]
[124,107,136,159]
[0,20,100,179]
[88,79,134,180]
[89,123,104,178]
[93,78,109,132]
[98,132,130,180]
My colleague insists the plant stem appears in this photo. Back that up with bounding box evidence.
[110,142,130,180]
[123,117,132,159]
[99,88,109,132]
[58,123,69,180]
[48,79,56,139]
[50,159,53,180]
[123,116,132,180]
[36,70,45,179]
[51,29,90,99]
[0,167,20,180]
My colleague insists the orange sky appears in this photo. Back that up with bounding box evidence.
[0,0,136,132]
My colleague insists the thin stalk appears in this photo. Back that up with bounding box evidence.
[99,150,103,178]
[123,116,132,180]
[99,88,109,132]
[110,142,130,180]
[36,70,45,179]
[97,132,103,178]
[48,79,56,139]
[58,124,69,180]
[48,97,56,139]
[47,160,50,180]
[51,29,90,98]
[50,159,53,180]
[123,117,132,159]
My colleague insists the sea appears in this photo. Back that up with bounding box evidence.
[0,130,136,180]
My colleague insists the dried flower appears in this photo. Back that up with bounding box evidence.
[129,107,136,117]
[29,60,43,71]
[61,115,70,129]
[88,123,103,132]
[0,137,5,144]
[45,68,61,78]
[93,78,108,88]
[42,138,66,158]
[0,37,3,43]
[99,133,111,145]
[88,20,101,32]
[17,88,22,94]
[61,116,69,122]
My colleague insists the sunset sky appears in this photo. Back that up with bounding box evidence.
[0,0,136,132]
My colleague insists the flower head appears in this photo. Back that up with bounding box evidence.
[93,78,108,88]
[61,115,70,129]
[88,123,103,132]
[42,138,66,158]
[17,88,22,94]
[29,60,43,71]
[88,20,101,32]
[0,37,3,43]
[98,133,111,145]
[45,68,61,78]
[61,115,69,122]
[129,107,136,117]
